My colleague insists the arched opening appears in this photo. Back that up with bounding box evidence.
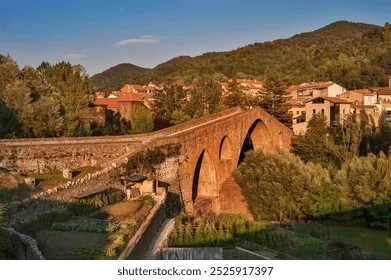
[219,135,234,161]
[192,149,217,203]
[238,119,271,165]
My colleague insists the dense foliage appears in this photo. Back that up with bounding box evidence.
[91,21,391,90]
[170,215,336,259]
[0,56,94,138]
[126,144,181,175]
[130,107,154,134]
[69,188,124,216]
[234,149,391,229]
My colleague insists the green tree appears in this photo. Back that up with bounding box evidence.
[131,107,154,134]
[252,73,292,127]
[0,54,19,94]
[152,82,186,126]
[234,150,331,221]
[222,80,248,109]
[38,61,93,136]
[170,109,191,125]
[292,113,339,169]
[2,80,33,136]
[185,75,221,118]
[29,95,64,137]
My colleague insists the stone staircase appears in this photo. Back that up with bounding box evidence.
[219,176,252,219]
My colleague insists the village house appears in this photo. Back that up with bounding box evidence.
[337,89,377,106]
[235,79,265,95]
[305,96,351,124]
[292,96,351,135]
[91,91,145,126]
[288,101,306,125]
[288,81,346,100]
[337,89,381,126]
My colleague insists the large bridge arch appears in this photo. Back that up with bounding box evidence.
[238,118,272,164]
[219,135,234,162]
[191,149,218,203]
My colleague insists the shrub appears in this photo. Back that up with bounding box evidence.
[126,144,181,174]
[69,188,124,216]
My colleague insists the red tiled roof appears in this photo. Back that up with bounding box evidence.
[305,96,351,104]
[133,85,145,90]
[286,85,300,92]
[353,90,377,96]
[118,93,143,102]
[121,84,133,93]
[378,88,391,95]
[94,98,120,108]
[311,82,335,89]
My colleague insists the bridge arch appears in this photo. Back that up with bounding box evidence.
[219,135,234,161]
[191,149,218,203]
[238,119,272,164]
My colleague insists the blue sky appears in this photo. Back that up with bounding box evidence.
[1,0,390,75]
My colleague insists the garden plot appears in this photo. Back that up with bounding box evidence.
[89,200,153,224]
[36,229,109,260]
[35,198,154,259]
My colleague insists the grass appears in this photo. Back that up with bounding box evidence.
[223,248,264,260]
[30,166,102,191]
[0,165,102,204]
[295,223,391,259]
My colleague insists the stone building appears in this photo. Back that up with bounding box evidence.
[304,96,351,125]
[91,93,144,125]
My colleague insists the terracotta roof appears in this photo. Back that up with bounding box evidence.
[133,85,145,90]
[378,88,391,95]
[118,93,143,102]
[286,85,300,92]
[121,84,134,93]
[305,96,351,104]
[94,98,120,108]
[351,104,376,109]
[342,90,376,96]
[311,82,335,89]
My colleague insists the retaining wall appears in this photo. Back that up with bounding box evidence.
[1,227,45,260]
[118,193,167,260]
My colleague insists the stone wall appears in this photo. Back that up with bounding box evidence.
[0,137,143,173]
[5,164,123,230]
[118,193,167,260]
[1,227,45,260]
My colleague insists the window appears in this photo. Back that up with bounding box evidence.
[321,109,324,114]
[296,111,300,115]
[313,109,316,114]
[313,98,324,104]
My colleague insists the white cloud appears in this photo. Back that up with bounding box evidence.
[114,35,160,47]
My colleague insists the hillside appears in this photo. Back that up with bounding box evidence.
[91,21,391,90]
[90,63,149,92]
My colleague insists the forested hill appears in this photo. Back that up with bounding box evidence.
[90,63,149,92]
[91,21,391,90]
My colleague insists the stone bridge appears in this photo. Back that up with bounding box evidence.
[0,107,292,215]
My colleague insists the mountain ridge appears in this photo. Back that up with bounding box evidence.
[91,20,389,91]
